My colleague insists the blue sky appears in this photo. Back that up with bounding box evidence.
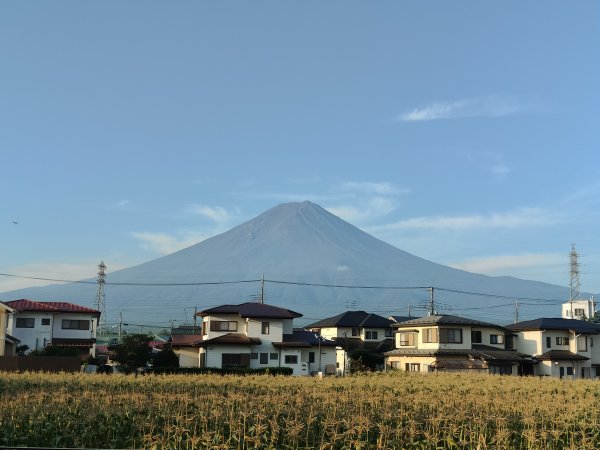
[2,1,600,295]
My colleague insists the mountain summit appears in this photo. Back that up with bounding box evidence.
[2,201,572,325]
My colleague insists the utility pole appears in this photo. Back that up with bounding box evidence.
[118,312,123,337]
[427,287,436,316]
[260,274,265,304]
[193,307,198,333]
[408,303,411,317]
[513,299,519,324]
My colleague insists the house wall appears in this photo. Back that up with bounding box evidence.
[7,312,54,351]
[246,318,283,342]
[303,347,337,375]
[249,343,280,369]
[396,325,492,351]
[204,344,252,368]
[176,347,200,368]
[279,347,307,376]
[52,313,97,341]
[203,315,245,340]
[513,330,542,356]
[0,306,9,356]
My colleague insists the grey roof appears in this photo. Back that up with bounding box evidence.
[535,350,589,361]
[306,311,393,329]
[199,302,302,319]
[393,314,507,330]
[274,330,337,348]
[508,318,600,334]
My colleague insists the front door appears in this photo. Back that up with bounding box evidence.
[559,366,565,378]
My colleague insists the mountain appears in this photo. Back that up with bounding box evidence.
[1,201,578,328]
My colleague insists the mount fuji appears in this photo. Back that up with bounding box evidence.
[1,202,578,327]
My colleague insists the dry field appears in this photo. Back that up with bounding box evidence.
[1,371,599,449]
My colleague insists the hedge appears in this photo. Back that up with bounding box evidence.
[147,366,294,376]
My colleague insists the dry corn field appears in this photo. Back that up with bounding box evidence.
[1,372,600,449]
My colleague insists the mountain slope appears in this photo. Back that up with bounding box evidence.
[1,201,576,326]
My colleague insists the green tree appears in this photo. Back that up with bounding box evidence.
[111,334,153,374]
[152,348,179,368]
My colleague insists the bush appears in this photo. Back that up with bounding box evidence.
[147,366,293,376]
[29,346,79,357]
[152,349,179,369]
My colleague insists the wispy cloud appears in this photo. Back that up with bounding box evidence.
[340,181,410,196]
[186,205,239,225]
[131,231,209,255]
[0,260,129,293]
[325,181,410,224]
[449,252,564,275]
[369,208,562,232]
[398,95,523,122]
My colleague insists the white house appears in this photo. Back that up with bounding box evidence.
[4,299,100,358]
[172,302,338,376]
[385,315,529,375]
[562,298,596,320]
[306,311,395,346]
[508,318,600,379]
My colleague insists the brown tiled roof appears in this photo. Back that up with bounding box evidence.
[5,299,100,316]
[171,334,203,347]
[198,333,261,347]
[50,338,95,348]
[199,302,302,319]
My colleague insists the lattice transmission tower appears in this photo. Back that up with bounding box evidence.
[96,261,107,334]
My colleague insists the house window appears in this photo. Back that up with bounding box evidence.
[284,355,298,364]
[62,320,90,330]
[439,328,462,344]
[399,332,416,346]
[405,363,420,372]
[566,366,573,376]
[351,328,360,337]
[423,328,438,343]
[365,331,378,340]
[575,308,585,317]
[210,320,238,332]
[202,321,207,335]
[41,318,51,326]
[471,330,482,344]
[261,322,270,335]
[490,334,504,345]
[556,337,569,346]
[260,353,268,364]
[222,353,250,369]
[385,328,393,337]
[591,338,594,348]
[250,352,258,360]
[16,318,35,328]
[308,351,315,363]
[546,336,552,348]
[270,353,278,360]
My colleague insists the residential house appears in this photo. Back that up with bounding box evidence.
[562,298,596,321]
[172,302,338,376]
[508,318,600,379]
[4,299,100,358]
[0,302,19,356]
[385,315,529,375]
[306,311,395,348]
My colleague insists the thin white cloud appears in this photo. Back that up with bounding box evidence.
[131,231,209,255]
[370,208,562,232]
[0,260,129,293]
[398,95,523,122]
[186,205,238,224]
[327,196,398,224]
[449,253,564,275]
[340,181,409,196]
